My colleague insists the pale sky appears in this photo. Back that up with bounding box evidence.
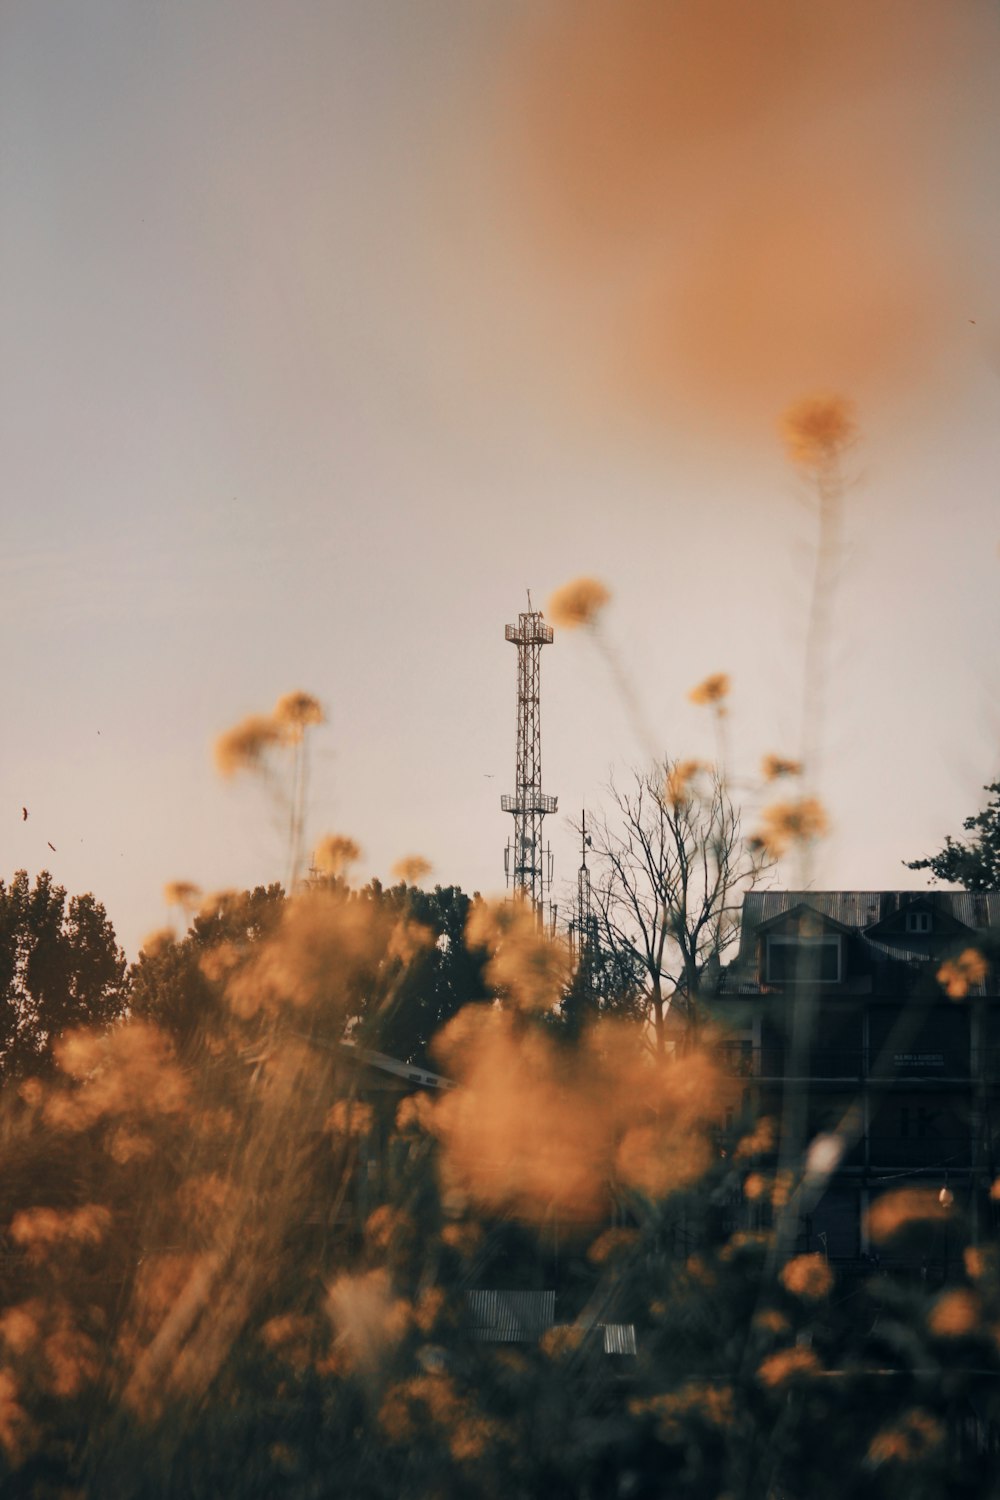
[2,1,999,957]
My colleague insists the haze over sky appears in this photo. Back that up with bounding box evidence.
[3,1,999,957]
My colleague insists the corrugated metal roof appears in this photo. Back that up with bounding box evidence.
[467,1290,555,1341]
[725,890,998,996]
[548,1321,639,1354]
[467,1294,637,1354]
[601,1323,637,1355]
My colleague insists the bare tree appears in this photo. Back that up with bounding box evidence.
[588,761,764,1052]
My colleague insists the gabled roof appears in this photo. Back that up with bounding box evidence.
[754,901,856,939]
[724,890,999,995]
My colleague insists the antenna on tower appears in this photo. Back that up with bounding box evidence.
[502,597,557,929]
[570,810,598,960]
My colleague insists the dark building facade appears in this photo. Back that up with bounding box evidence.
[716,890,1000,1272]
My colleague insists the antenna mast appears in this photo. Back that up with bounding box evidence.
[570,810,598,959]
[502,596,557,926]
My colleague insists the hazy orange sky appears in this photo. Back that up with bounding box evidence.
[2,1,999,956]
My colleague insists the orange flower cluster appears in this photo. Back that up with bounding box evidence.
[214,691,325,777]
[761,754,802,782]
[757,1345,820,1388]
[779,1253,833,1301]
[273,691,324,740]
[216,888,403,1020]
[867,1409,943,1466]
[325,1268,411,1375]
[734,1116,777,1159]
[313,834,362,877]
[391,855,432,885]
[465,898,572,1014]
[379,1371,502,1463]
[631,1382,734,1440]
[430,1007,728,1222]
[688,673,730,707]
[663,759,704,809]
[928,1289,980,1338]
[0,1298,99,1412]
[752,797,829,857]
[547,577,610,629]
[45,1024,189,1132]
[866,1188,945,1245]
[780,394,857,470]
[9,1205,111,1261]
[163,880,202,910]
[937,948,988,999]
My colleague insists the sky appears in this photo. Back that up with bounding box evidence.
[2,0,999,958]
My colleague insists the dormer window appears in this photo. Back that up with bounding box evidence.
[765,934,841,984]
[906,911,932,934]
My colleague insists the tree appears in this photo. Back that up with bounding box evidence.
[130,883,286,1051]
[130,879,489,1070]
[588,761,762,1051]
[352,881,490,1067]
[0,869,129,1079]
[557,928,646,1039]
[905,781,1000,892]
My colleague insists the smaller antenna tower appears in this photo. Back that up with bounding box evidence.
[569,810,599,960]
[502,594,557,927]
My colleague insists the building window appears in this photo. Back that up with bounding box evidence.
[765,935,841,984]
[905,911,932,934]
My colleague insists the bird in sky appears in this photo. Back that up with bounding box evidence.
[47,842,56,852]
[22,807,28,821]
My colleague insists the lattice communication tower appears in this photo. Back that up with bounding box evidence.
[569,810,599,960]
[502,597,557,925]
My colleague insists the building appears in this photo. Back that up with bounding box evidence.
[716,890,1000,1273]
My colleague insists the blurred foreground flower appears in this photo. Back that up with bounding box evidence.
[46,1023,188,1131]
[937,948,988,999]
[761,754,802,782]
[313,834,363,877]
[431,1007,727,1222]
[688,672,730,708]
[757,1346,820,1388]
[547,577,610,629]
[781,394,857,470]
[273,690,325,740]
[928,1289,980,1338]
[466,898,571,1013]
[752,798,829,857]
[392,855,432,885]
[213,714,287,777]
[779,1253,833,1301]
[214,691,325,777]
[326,1269,410,1375]
[868,1410,943,1466]
[140,927,176,958]
[866,1188,946,1245]
[663,759,704,809]
[9,1205,111,1261]
[163,880,202,911]
[220,887,380,1019]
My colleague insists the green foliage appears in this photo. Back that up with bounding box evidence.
[347,881,490,1068]
[131,879,489,1069]
[0,869,128,1077]
[130,884,286,1051]
[906,782,1000,892]
[558,939,645,1039]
